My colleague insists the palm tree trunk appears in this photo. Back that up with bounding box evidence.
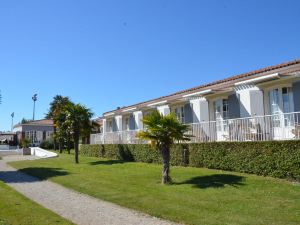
[67,136,71,154]
[74,135,79,164]
[161,145,171,184]
[59,140,62,154]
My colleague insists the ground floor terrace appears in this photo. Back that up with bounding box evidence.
[91,60,300,144]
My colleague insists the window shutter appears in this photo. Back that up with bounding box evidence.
[184,103,193,124]
[227,94,240,119]
[249,90,264,116]
[293,81,300,112]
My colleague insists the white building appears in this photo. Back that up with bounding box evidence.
[91,59,300,144]
[13,119,54,146]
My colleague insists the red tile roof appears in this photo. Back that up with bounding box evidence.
[15,119,54,127]
[104,58,300,115]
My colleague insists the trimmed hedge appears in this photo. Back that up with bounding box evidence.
[79,140,300,181]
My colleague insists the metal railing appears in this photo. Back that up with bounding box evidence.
[91,129,145,144]
[90,112,300,144]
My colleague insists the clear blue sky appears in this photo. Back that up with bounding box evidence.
[0,0,299,131]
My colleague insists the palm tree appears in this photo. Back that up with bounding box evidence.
[46,95,72,151]
[64,104,94,164]
[46,95,71,119]
[137,111,191,184]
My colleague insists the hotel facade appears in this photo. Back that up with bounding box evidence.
[91,59,300,144]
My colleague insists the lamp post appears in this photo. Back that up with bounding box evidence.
[32,94,38,121]
[11,112,14,132]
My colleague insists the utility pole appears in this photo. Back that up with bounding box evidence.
[11,112,14,132]
[32,94,38,121]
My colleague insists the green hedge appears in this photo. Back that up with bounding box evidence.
[79,140,300,181]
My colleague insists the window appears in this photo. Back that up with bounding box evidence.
[222,99,229,120]
[108,121,113,132]
[282,87,292,113]
[269,89,280,115]
[214,99,229,120]
[269,87,294,127]
[174,106,185,123]
[214,99,229,132]
[125,117,130,131]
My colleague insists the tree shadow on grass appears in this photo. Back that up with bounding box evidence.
[0,167,69,183]
[174,174,245,189]
[89,160,125,166]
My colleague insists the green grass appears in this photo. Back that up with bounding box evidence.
[0,181,74,225]
[9,153,300,225]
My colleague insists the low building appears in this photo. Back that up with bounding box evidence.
[91,59,300,144]
[0,132,17,147]
[13,119,54,146]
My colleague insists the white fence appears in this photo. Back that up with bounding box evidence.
[91,112,300,144]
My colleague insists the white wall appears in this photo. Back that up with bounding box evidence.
[133,111,143,129]
[190,98,209,123]
[157,105,170,115]
[30,147,57,158]
[115,115,122,131]
[235,84,264,117]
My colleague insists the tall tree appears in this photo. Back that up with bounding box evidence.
[46,95,72,151]
[137,111,191,184]
[46,95,71,119]
[64,104,94,164]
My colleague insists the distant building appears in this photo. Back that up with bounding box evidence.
[0,132,17,146]
[13,119,54,146]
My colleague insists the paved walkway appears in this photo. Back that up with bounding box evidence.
[0,156,178,225]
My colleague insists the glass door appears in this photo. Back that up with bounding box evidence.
[269,87,294,139]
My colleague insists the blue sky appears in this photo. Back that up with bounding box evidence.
[0,0,299,131]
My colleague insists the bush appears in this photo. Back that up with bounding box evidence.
[40,139,55,150]
[79,140,300,181]
[20,138,30,148]
[188,141,300,181]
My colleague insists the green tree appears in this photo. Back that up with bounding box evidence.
[64,104,94,164]
[46,95,71,119]
[20,118,32,124]
[137,111,191,184]
[46,95,72,152]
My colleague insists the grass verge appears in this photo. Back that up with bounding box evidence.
[9,153,300,225]
[0,180,73,225]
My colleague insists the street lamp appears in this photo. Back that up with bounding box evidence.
[32,94,38,121]
[11,112,14,132]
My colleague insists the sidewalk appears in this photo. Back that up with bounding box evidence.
[0,156,178,225]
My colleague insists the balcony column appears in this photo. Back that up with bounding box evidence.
[102,118,107,144]
[115,115,123,131]
[157,105,170,116]
[189,97,209,123]
[102,119,107,133]
[133,111,143,130]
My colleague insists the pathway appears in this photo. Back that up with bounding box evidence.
[0,155,178,225]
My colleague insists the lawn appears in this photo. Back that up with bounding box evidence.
[0,180,74,225]
[9,153,300,225]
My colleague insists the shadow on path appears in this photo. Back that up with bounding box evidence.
[0,167,69,183]
[174,174,245,189]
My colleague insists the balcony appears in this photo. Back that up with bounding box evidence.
[91,112,300,144]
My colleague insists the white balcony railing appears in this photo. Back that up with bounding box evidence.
[91,112,300,144]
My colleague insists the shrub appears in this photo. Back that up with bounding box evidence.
[40,138,55,150]
[79,140,300,181]
[20,138,30,148]
[188,141,300,181]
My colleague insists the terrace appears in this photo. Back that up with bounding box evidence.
[91,111,300,144]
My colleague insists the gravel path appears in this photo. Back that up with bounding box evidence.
[0,156,179,225]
